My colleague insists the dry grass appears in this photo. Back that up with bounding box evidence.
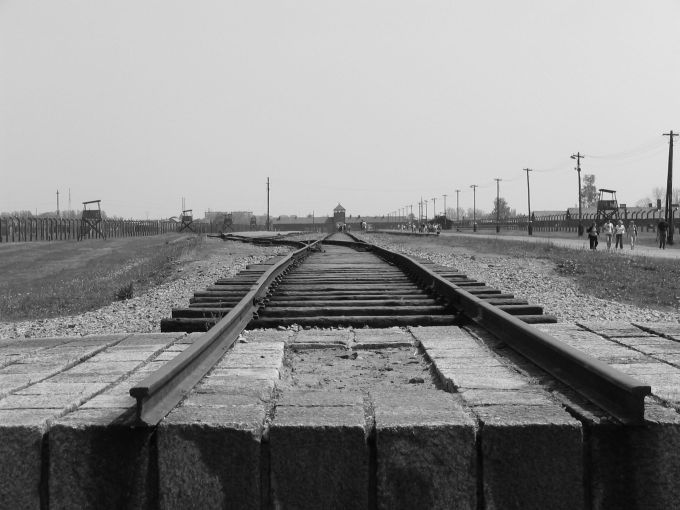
[0,234,207,321]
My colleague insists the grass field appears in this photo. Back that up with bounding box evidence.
[0,234,217,321]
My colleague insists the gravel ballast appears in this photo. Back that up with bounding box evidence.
[360,233,680,324]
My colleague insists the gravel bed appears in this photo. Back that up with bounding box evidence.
[361,233,680,324]
[0,242,290,340]
[4,232,678,340]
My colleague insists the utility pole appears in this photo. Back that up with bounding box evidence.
[455,189,460,226]
[571,152,585,236]
[56,190,60,217]
[443,194,448,226]
[494,178,501,233]
[470,184,478,231]
[431,197,436,221]
[266,177,270,231]
[424,200,428,223]
[663,131,678,244]
[524,168,533,235]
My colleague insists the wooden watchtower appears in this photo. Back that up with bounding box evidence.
[78,200,105,240]
[179,209,194,232]
[596,189,620,223]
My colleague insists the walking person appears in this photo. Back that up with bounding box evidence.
[658,219,669,249]
[603,219,614,250]
[586,222,599,250]
[628,221,638,249]
[614,220,625,250]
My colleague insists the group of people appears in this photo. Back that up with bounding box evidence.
[587,218,669,250]
[587,219,632,250]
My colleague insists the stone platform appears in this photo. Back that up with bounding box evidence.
[2,322,680,509]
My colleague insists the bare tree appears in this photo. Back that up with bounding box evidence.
[652,187,665,201]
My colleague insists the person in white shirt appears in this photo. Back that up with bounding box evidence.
[614,220,625,249]
[603,220,614,250]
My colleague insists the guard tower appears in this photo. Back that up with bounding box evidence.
[78,200,105,240]
[222,213,233,232]
[333,203,346,227]
[179,209,194,232]
[596,189,620,223]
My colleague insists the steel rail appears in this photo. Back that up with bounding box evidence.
[129,238,321,426]
[366,242,651,424]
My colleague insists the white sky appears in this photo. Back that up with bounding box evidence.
[1,1,679,219]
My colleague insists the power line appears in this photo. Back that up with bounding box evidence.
[587,137,665,160]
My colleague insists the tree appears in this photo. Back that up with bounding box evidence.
[490,197,511,220]
[652,187,665,201]
[581,174,598,207]
[637,187,680,209]
[465,207,485,219]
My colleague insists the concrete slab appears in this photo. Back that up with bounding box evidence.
[243,329,295,342]
[156,337,283,509]
[578,321,652,337]
[412,324,586,508]
[269,390,369,510]
[475,404,584,510]
[49,407,155,510]
[0,409,54,510]
[158,405,267,510]
[353,328,413,349]
[372,390,477,510]
[290,329,354,349]
[634,322,680,339]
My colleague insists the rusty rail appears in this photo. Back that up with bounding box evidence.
[133,232,650,425]
[129,238,322,425]
[368,242,651,424]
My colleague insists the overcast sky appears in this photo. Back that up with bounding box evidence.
[1,1,679,219]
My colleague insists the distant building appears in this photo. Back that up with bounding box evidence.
[333,203,346,226]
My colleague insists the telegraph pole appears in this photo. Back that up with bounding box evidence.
[494,178,501,233]
[455,189,460,226]
[663,131,678,244]
[266,177,270,231]
[571,152,585,236]
[470,184,478,231]
[442,194,447,226]
[431,197,436,221]
[524,168,533,235]
[424,200,428,223]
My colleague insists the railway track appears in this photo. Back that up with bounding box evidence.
[131,232,650,426]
